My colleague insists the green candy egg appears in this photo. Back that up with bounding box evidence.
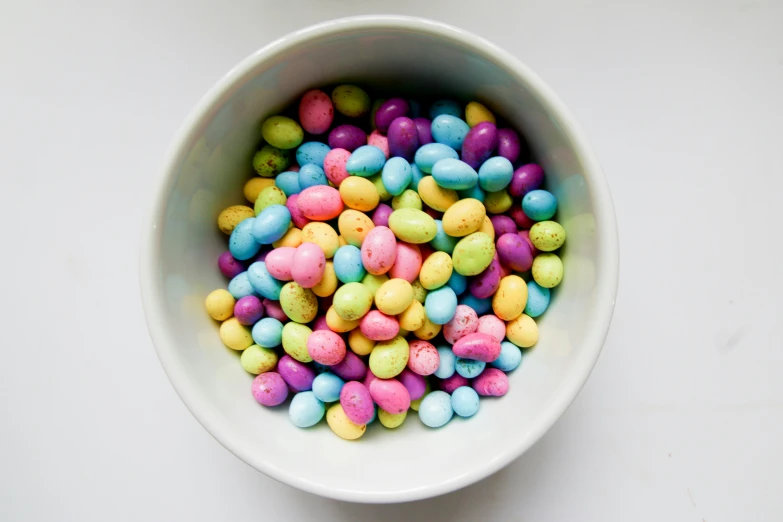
[254,185,287,215]
[252,144,290,177]
[361,273,389,298]
[332,282,373,321]
[369,335,409,379]
[240,344,279,374]
[281,322,313,363]
[279,282,318,323]
[529,221,566,252]
[411,279,428,303]
[332,85,371,117]
[391,189,423,210]
[452,232,495,276]
[369,173,392,202]
[532,253,564,288]
[388,208,437,244]
[261,116,304,150]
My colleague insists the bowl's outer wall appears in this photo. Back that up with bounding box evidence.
[141,17,618,503]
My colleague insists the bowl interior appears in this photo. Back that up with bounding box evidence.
[143,17,615,502]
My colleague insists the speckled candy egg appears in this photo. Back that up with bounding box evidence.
[497,128,522,164]
[381,157,413,196]
[532,253,564,288]
[323,148,351,186]
[419,251,453,290]
[522,190,558,221]
[251,372,288,406]
[413,117,433,145]
[505,313,539,348]
[279,282,318,323]
[529,220,566,252]
[389,242,421,283]
[307,329,346,366]
[361,226,397,275]
[451,386,480,417]
[490,215,517,238]
[461,122,498,169]
[217,205,255,235]
[491,341,523,372]
[326,404,367,440]
[431,114,470,150]
[452,232,496,276]
[424,286,458,325]
[455,357,485,378]
[388,208,437,244]
[398,368,426,401]
[328,124,366,152]
[217,251,245,279]
[492,275,528,321]
[339,381,375,424]
[296,186,343,221]
[387,117,420,161]
[452,332,502,363]
[374,98,409,133]
[406,340,439,376]
[477,314,506,342]
[478,157,514,193]
[369,335,409,378]
[281,322,312,362]
[360,310,400,341]
[439,373,469,393]
[442,198,486,237]
[247,262,284,300]
[233,295,264,325]
[417,175,458,212]
[443,304,479,344]
[418,390,453,428]
[374,278,414,316]
[431,158,478,190]
[525,280,551,318]
[496,232,534,272]
[261,115,304,150]
[509,163,544,197]
[251,204,291,245]
[469,254,502,299]
[414,143,459,174]
[472,368,509,397]
[367,130,390,159]
[290,243,326,289]
[332,282,373,321]
[289,391,326,428]
[372,203,393,227]
[298,89,333,135]
[331,85,370,117]
[264,246,295,281]
[229,218,261,261]
[346,145,386,177]
[277,355,316,391]
[368,378,411,414]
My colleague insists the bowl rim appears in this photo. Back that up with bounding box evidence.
[139,14,620,503]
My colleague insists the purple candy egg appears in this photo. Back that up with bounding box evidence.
[331,350,367,381]
[372,203,394,227]
[497,128,522,164]
[251,372,289,406]
[398,369,427,400]
[490,215,517,238]
[469,254,502,299]
[374,98,410,133]
[510,205,536,229]
[413,117,433,145]
[340,381,375,424]
[218,251,245,278]
[387,117,420,161]
[234,295,265,325]
[509,163,544,198]
[462,122,498,169]
[440,373,470,393]
[328,124,366,152]
[496,233,534,272]
[277,355,316,392]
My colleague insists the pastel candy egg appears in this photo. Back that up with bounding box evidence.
[452,232,496,276]
[218,205,255,234]
[360,310,400,341]
[431,158,478,190]
[251,372,288,406]
[484,189,513,214]
[375,278,414,315]
[369,335,409,378]
[328,124,366,152]
[378,409,408,429]
[469,254,502,299]
[433,346,457,378]
[446,271,468,295]
[325,306,360,333]
[326,403,366,440]
[333,245,366,283]
[367,130,390,159]
[525,280,551,317]
[398,368,427,400]
[413,316,442,340]
[252,317,284,347]
[332,282,373,321]
[348,328,376,356]
[414,143,459,174]
[429,99,462,119]
[389,242,422,283]
[443,304,479,344]
[281,322,312,362]
[472,368,509,397]
[492,341,523,372]
[391,189,422,210]
[311,261,337,298]
[411,278,428,303]
[263,299,288,321]
[285,194,310,229]
[529,220,566,252]
[240,344,278,374]
[388,208,437,244]
[339,381,375,424]
[251,204,291,245]
[368,378,411,414]
[522,189,558,221]
[496,232,534,272]
[296,141,331,169]
[477,314,506,342]
[451,386,480,417]
[418,390,453,428]
[461,122,498,169]
[431,114,470,150]
[253,144,290,177]
[298,89,333,134]
[244,177,275,203]
[374,98,410,133]
[279,282,318,323]
[497,128,522,164]
[297,164,328,190]
[339,176,380,212]
[506,314,539,348]
[218,251,245,279]
[381,157,413,196]
[233,295,264,325]
[459,294,492,315]
[465,101,495,127]
[361,273,389,297]
[398,299,426,331]
[440,373,469,393]
[413,117,433,145]
[264,246,296,281]
[509,163,545,197]
[338,210,375,248]
[455,357,486,378]
[331,85,370,117]
[331,351,367,381]
[227,272,256,299]
[430,220,459,254]
[417,175,458,212]
[442,198,486,237]
[532,253,564,288]
[452,332,502,362]
[361,226,397,275]
[490,215,517,238]
[387,117,420,161]
[229,218,261,260]
[302,222,339,258]
[478,156,514,192]
[278,354,316,391]
[323,148,351,186]
[275,171,301,196]
[372,203,393,227]
[424,286,458,325]
[346,145,386,177]
[312,372,345,402]
[307,329,346,366]
[289,391,326,428]
[254,186,287,215]
[247,262,284,300]
[419,251,453,290]
[410,379,431,411]
[492,275,528,321]
[261,115,303,150]
[205,289,235,321]
[297,185,343,221]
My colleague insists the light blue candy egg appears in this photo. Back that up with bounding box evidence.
[414,143,459,174]
[289,391,325,428]
[312,372,345,403]
[418,390,454,428]
[430,220,459,254]
[451,386,480,418]
[275,171,301,196]
[424,286,458,325]
[434,346,456,379]
[251,204,291,244]
[431,158,478,190]
[346,145,386,177]
[409,163,426,191]
[478,156,514,192]
[228,217,260,261]
[251,317,283,347]
[298,164,328,190]
[525,280,551,318]
[455,357,486,378]
[492,341,522,372]
[458,184,485,203]
[247,262,284,300]
[459,294,492,315]
[228,272,256,299]
[429,99,462,119]
[333,245,366,283]
[446,271,467,295]
[522,189,558,221]
[296,141,331,169]
[381,157,412,196]
[431,114,470,151]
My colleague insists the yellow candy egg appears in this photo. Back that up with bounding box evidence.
[375,278,414,315]
[326,305,360,333]
[452,232,495,276]
[465,101,496,127]
[361,273,389,298]
[338,235,349,247]
[254,186,287,215]
[273,227,302,248]
[378,408,407,429]
[411,279,428,303]
[312,261,337,297]
[339,176,379,212]
[388,208,437,244]
[281,322,313,362]
[442,198,486,237]
[279,282,318,323]
[369,335,409,378]
[337,209,375,248]
[414,316,442,340]
[484,189,513,214]
[506,314,539,348]
[217,205,255,234]
[243,177,275,204]
[479,215,495,240]
[529,220,567,252]
[417,175,458,211]
[205,289,235,321]
[326,404,366,440]
[333,282,373,320]
[348,329,376,356]
[219,318,253,351]
[397,299,426,331]
[532,253,564,288]
[240,345,278,374]
[391,189,423,210]
[370,173,392,201]
[302,222,339,258]
[492,275,528,321]
[419,252,454,290]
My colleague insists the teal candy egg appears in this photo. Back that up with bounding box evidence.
[296,141,331,169]
[251,204,291,244]
[275,171,301,196]
[247,262,284,300]
[478,156,514,192]
[414,143,459,173]
[424,286,458,325]
[228,217,260,260]
[381,157,412,196]
[431,158,478,190]
[346,145,386,177]
[431,114,470,150]
[524,280,551,317]
[289,391,326,428]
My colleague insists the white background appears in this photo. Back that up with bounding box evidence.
[2,1,782,520]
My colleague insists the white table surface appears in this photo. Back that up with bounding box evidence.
[2,1,782,520]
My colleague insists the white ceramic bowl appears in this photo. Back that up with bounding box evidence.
[140,15,619,503]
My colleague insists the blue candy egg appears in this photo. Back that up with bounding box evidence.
[458,184,485,203]
[296,141,331,169]
[298,164,328,189]
[522,189,558,221]
[431,114,470,151]
[451,386,480,418]
[429,99,462,119]
[414,143,459,174]
[478,156,514,192]
[275,171,301,196]
[492,342,523,372]
[458,294,492,315]
[430,220,459,254]
[525,280,551,318]
[251,317,283,347]
[251,204,291,244]
[446,271,467,295]
[433,346,456,379]
[312,372,345,403]
[409,163,426,191]
[333,245,366,283]
[455,357,486,378]
[431,158,478,190]
[424,286,458,325]
[247,262,284,300]
[381,157,412,196]
[228,217,260,261]
[288,391,325,428]
[346,145,386,177]
[227,272,256,299]
[418,390,454,428]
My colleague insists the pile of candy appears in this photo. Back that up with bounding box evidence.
[204,86,566,440]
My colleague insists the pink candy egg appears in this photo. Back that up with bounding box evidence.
[518,229,540,257]
[360,310,400,341]
[363,368,380,389]
[389,242,422,283]
[324,148,351,186]
[331,351,367,381]
[263,299,288,321]
[439,373,469,393]
[367,129,390,159]
[469,254,502,299]
[297,186,344,221]
[510,206,535,230]
[340,381,374,424]
[398,368,426,400]
[298,89,334,135]
[372,204,393,227]
[477,314,506,342]
[407,340,440,376]
[361,226,397,275]
[265,246,296,281]
[285,194,311,229]
[472,368,509,396]
[369,378,411,414]
[307,329,346,366]
[443,304,479,344]
[251,372,289,406]
[452,332,502,363]
[291,242,326,288]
